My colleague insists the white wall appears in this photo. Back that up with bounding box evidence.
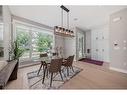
[110,8,127,73]
[55,27,82,60]
[55,35,64,48]
[54,35,65,57]
[91,24,110,62]
[64,28,76,60]
[64,36,76,59]
[3,6,12,60]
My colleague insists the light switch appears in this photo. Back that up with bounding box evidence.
[114,41,118,45]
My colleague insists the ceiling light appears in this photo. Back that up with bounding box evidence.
[54,5,74,37]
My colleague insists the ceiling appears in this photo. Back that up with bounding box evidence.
[9,5,126,30]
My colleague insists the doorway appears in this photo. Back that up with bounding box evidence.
[76,31,85,60]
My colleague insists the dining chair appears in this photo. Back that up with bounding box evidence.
[62,55,74,76]
[37,53,48,75]
[52,52,58,57]
[42,58,63,87]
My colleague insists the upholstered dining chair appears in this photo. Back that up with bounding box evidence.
[62,55,74,76]
[42,58,63,87]
[37,53,48,75]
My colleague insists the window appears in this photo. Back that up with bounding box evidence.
[31,28,53,60]
[14,21,54,65]
[16,25,31,61]
[0,22,4,59]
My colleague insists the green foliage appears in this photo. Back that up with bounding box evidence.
[36,32,53,52]
[9,39,25,60]
[16,29,30,47]
[13,40,25,60]
[12,28,53,60]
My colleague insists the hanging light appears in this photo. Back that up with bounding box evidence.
[68,30,71,35]
[54,5,74,37]
[72,31,74,36]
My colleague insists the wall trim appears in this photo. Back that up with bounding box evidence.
[110,67,127,74]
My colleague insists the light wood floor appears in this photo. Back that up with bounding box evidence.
[5,61,127,89]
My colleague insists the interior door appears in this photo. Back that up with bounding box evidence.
[77,32,85,60]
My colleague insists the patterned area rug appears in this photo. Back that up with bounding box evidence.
[27,66,82,89]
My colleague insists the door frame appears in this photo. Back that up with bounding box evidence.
[76,30,86,60]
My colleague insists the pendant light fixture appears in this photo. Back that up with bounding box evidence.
[54,5,74,37]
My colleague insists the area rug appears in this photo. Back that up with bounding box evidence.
[79,58,103,66]
[27,66,82,89]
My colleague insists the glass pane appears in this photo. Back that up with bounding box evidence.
[0,6,4,60]
[78,32,84,59]
[31,29,53,60]
[15,22,54,64]
[16,26,31,61]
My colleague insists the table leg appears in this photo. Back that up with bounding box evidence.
[42,66,47,84]
[37,63,43,75]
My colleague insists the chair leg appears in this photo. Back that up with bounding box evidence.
[71,66,74,72]
[43,65,45,70]
[67,67,69,76]
[61,68,66,78]
[42,66,46,84]
[37,63,43,75]
[50,73,53,87]
[59,71,63,81]
[46,69,49,78]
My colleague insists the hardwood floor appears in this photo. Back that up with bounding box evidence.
[5,61,127,89]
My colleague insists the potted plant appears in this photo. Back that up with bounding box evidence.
[7,39,25,80]
[9,39,25,63]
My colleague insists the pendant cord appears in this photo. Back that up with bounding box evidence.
[67,12,69,29]
[61,8,63,27]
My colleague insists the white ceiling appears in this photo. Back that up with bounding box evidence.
[9,5,126,30]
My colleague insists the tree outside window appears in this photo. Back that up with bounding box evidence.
[36,32,53,53]
[16,28,53,58]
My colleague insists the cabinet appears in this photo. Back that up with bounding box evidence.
[91,26,109,62]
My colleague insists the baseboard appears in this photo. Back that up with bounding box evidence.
[110,67,127,74]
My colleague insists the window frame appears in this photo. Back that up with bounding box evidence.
[12,19,55,62]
